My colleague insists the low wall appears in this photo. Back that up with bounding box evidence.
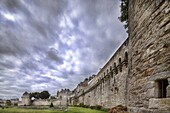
[32,98,67,107]
[32,99,50,106]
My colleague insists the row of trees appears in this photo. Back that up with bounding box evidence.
[119,0,129,29]
[30,91,50,99]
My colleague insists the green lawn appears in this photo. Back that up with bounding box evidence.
[0,107,108,113]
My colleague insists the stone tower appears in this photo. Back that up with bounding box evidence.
[56,89,71,106]
[128,0,170,112]
[21,91,31,106]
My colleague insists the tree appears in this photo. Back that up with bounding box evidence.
[50,96,56,99]
[118,0,129,29]
[30,92,40,99]
[30,91,50,99]
[39,91,50,99]
[6,100,11,106]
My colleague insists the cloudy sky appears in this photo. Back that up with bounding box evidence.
[0,0,127,99]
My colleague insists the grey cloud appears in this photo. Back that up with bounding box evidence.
[0,0,127,99]
[47,48,63,63]
[0,0,23,12]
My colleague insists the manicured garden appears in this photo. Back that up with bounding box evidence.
[0,107,108,113]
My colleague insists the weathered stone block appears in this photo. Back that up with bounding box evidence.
[145,81,155,89]
[166,85,170,98]
[149,98,170,110]
[149,98,161,109]
[146,88,155,98]
[160,98,170,108]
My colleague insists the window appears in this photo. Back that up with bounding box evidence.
[102,75,104,83]
[110,66,113,77]
[110,66,112,71]
[114,63,118,74]
[107,69,108,74]
[119,58,122,72]
[125,52,128,60]
[124,52,128,67]
[157,79,168,98]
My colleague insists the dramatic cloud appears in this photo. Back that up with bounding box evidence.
[0,0,127,99]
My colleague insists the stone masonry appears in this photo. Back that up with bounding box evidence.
[68,1,170,113]
[128,0,170,112]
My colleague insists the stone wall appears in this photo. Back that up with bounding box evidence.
[32,99,67,106]
[69,0,170,112]
[72,39,129,108]
[98,39,128,108]
[128,0,170,112]
[32,99,50,106]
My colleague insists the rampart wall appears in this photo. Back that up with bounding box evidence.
[70,1,170,112]
[73,39,129,108]
[128,0,170,112]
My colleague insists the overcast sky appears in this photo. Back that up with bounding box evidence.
[0,0,127,99]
